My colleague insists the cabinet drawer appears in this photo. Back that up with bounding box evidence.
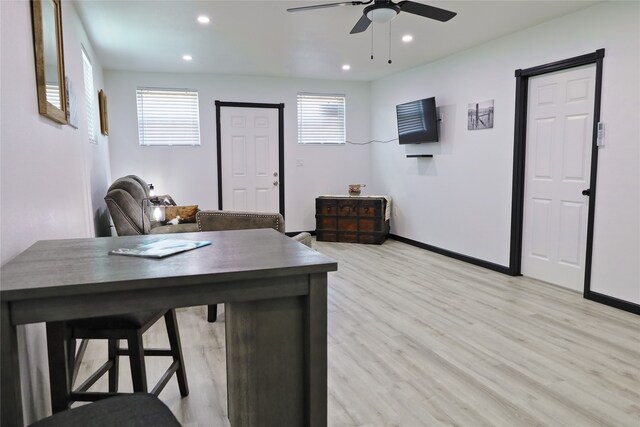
[337,218,358,231]
[359,218,379,232]
[316,199,337,216]
[317,217,337,230]
[337,200,358,216]
[358,200,382,217]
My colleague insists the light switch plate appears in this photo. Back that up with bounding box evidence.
[597,122,605,146]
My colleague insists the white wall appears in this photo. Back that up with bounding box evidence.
[1,1,637,422]
[0,1,112,422]
[105,71,371,232]
[370,2,639,304]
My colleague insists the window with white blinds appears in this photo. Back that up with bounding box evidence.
[136,88,201,146]
[297,93,346,144]
[81,48,96,144]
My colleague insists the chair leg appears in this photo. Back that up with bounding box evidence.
[71,339,89,388]
[207,304,218,322]
[108,339,119,393]
[67,338,76,385]
[165,309,189,397]
[127,332,148,393]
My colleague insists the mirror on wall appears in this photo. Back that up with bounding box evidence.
[32,0,67,124]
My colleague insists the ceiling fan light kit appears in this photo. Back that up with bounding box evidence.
[365,3,400,24]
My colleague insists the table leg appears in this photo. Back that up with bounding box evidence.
[225,273,328,427]
[226,294,305,426]
[46,322,72,414]
[1,301,23,427]
[305,273,328,427]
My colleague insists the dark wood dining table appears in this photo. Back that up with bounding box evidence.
[1,229,337,426]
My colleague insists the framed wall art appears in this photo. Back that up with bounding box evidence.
[98,89,109,135]
[468,99,494,130]
[31,0,67,124]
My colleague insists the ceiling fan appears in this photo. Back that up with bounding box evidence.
[287,0,457,34]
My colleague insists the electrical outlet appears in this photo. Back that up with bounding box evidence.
[393,207,399,217]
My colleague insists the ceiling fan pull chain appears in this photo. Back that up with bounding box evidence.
[371,21,374,60]
[388,20,392,64]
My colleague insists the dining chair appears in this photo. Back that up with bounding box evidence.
[29,393,180,427]
[46,309,188,412]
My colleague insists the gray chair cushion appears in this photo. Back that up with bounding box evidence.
[67,311,163,330]
[108,177,148,206]
[105,176,152,235]
[28,394,180,427]
[125,175,151,198]
[105,188,150,235]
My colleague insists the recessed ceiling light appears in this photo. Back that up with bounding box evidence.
[197,15,210,24]
[402,35,413,42]
[342,64,351,71]
[182,54,193,61]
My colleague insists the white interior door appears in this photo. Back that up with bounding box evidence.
[220,107,279,212]
[522,64,596,292]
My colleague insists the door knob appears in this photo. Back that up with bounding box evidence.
[582,189,590,196]
[273,172,278,177]
[273,181,279,186]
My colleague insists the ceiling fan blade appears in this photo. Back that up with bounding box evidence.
[287,1,365,13]
[350,13,372,34]
[397,1,457,22]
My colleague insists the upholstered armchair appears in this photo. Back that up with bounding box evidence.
[106,175,311,247]
[196,210,312,247]
[104,175,199,236]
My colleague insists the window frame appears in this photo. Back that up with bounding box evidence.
[136,87,202,147]
[297,92,346,145]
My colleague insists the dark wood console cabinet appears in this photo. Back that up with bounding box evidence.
[315,196,390,244]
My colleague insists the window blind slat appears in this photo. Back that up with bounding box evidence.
[81,49,96,144]
[136,87,201,146]
[297,93,345,145]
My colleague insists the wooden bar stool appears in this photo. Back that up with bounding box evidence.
[29,393,180,426]
[47,309,188,412]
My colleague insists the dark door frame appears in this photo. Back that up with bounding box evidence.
[508,49,637,315]
[215,101,285,218]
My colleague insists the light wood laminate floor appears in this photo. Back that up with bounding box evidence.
[75,239,640,426]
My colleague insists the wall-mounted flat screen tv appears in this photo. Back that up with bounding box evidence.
[396,97,439,144]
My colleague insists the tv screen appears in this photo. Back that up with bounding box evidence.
[396,97,439,144]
